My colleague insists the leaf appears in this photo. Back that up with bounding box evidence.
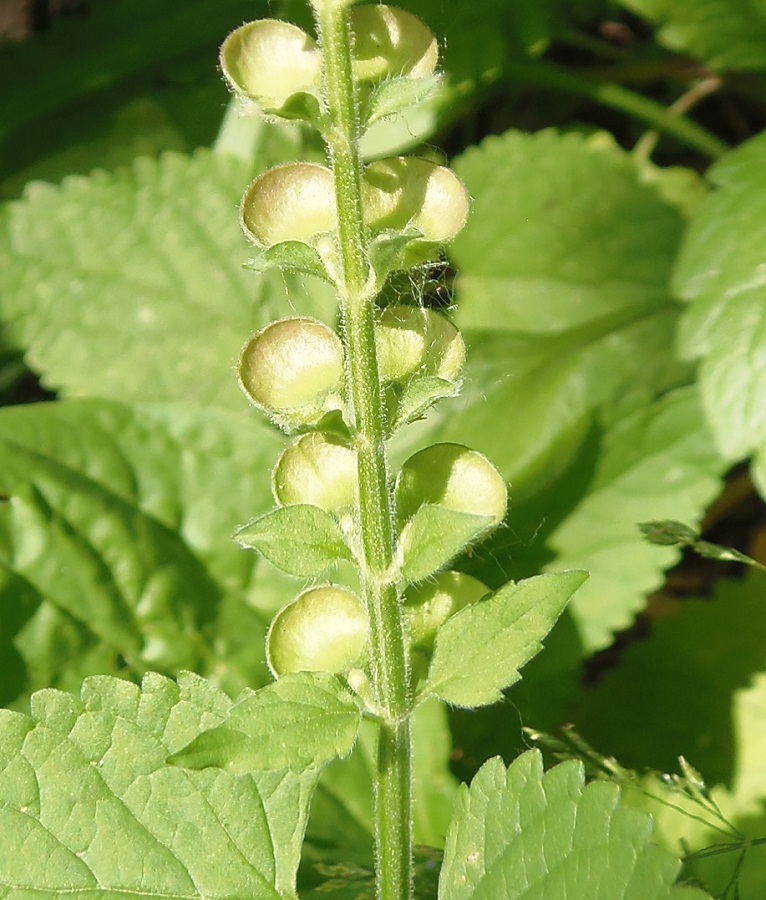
[439,750,711,899]
[432,129,687,492]
[364,76,443,124]
[423,571,587,708]
[674,130,766,467]
[235,505,353,577]
[400,505,492,582]
[0,0,267,154]
[620,0,766,71]
[0,149,334,409]
[641,518,766,571]
[0,672,321,899]
[170,671,362,773]
[542,387,726,651]
[0,398,285,705]
[393,376,460,431]
[244,240,332,281]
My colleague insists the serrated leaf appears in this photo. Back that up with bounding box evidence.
[235,505,352,577]
[0,398,285,704]
[674,130,766,465]
[400,505,492,582]
[440,750,710,899]
[430,130,687,492]
[543,387,725,650]
[424,571,587,708]
[620,0,766,71]
[0,672,320,899]
[169,671,362,773]
[0,149,334,408]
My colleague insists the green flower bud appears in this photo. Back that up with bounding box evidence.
[375,305,465,382]
[396,442,507,525]
[220,21,321,108]
[363,157,470,245]
[238,317,345,426]
[267,586,369,677]
[273,432,358,511]
[351,6,438,81]
[241,163,337,247]
[404,571,489,648]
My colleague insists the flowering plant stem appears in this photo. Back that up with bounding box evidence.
[315,2,413,897]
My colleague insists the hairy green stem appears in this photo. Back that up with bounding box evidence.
[314,3,413,897]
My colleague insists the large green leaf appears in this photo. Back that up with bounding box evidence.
[543,387,725,650]
[170,672,362,773]
[619,0,766,71]
[674,130,766,480]
[0,398,287,706]
[0,671,319,899]
[0,148,333,409]
[435,129,688,494]
[439,750,710,899]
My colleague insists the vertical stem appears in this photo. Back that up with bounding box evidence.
[313,2,413,898]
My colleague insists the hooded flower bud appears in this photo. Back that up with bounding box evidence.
[238,317,344,427]
[220,20,321,108]
[351,6,438,81]
[267,585,369,677]
[273,432,358,511]
[396,442,507,525]
[363,157,469,246]
[375,305,465,382]
[241,163,337,248]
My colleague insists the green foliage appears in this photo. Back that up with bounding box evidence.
[423,572,587,707]
[619,0,766,71]
[2,0,766,895]
[0,399,284,705]
[0,149,333,409]
[169,671,362,772]
[0,672,320,899]
[674,130,766,475]
[235,505,353,577]
[440,751,710,899]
